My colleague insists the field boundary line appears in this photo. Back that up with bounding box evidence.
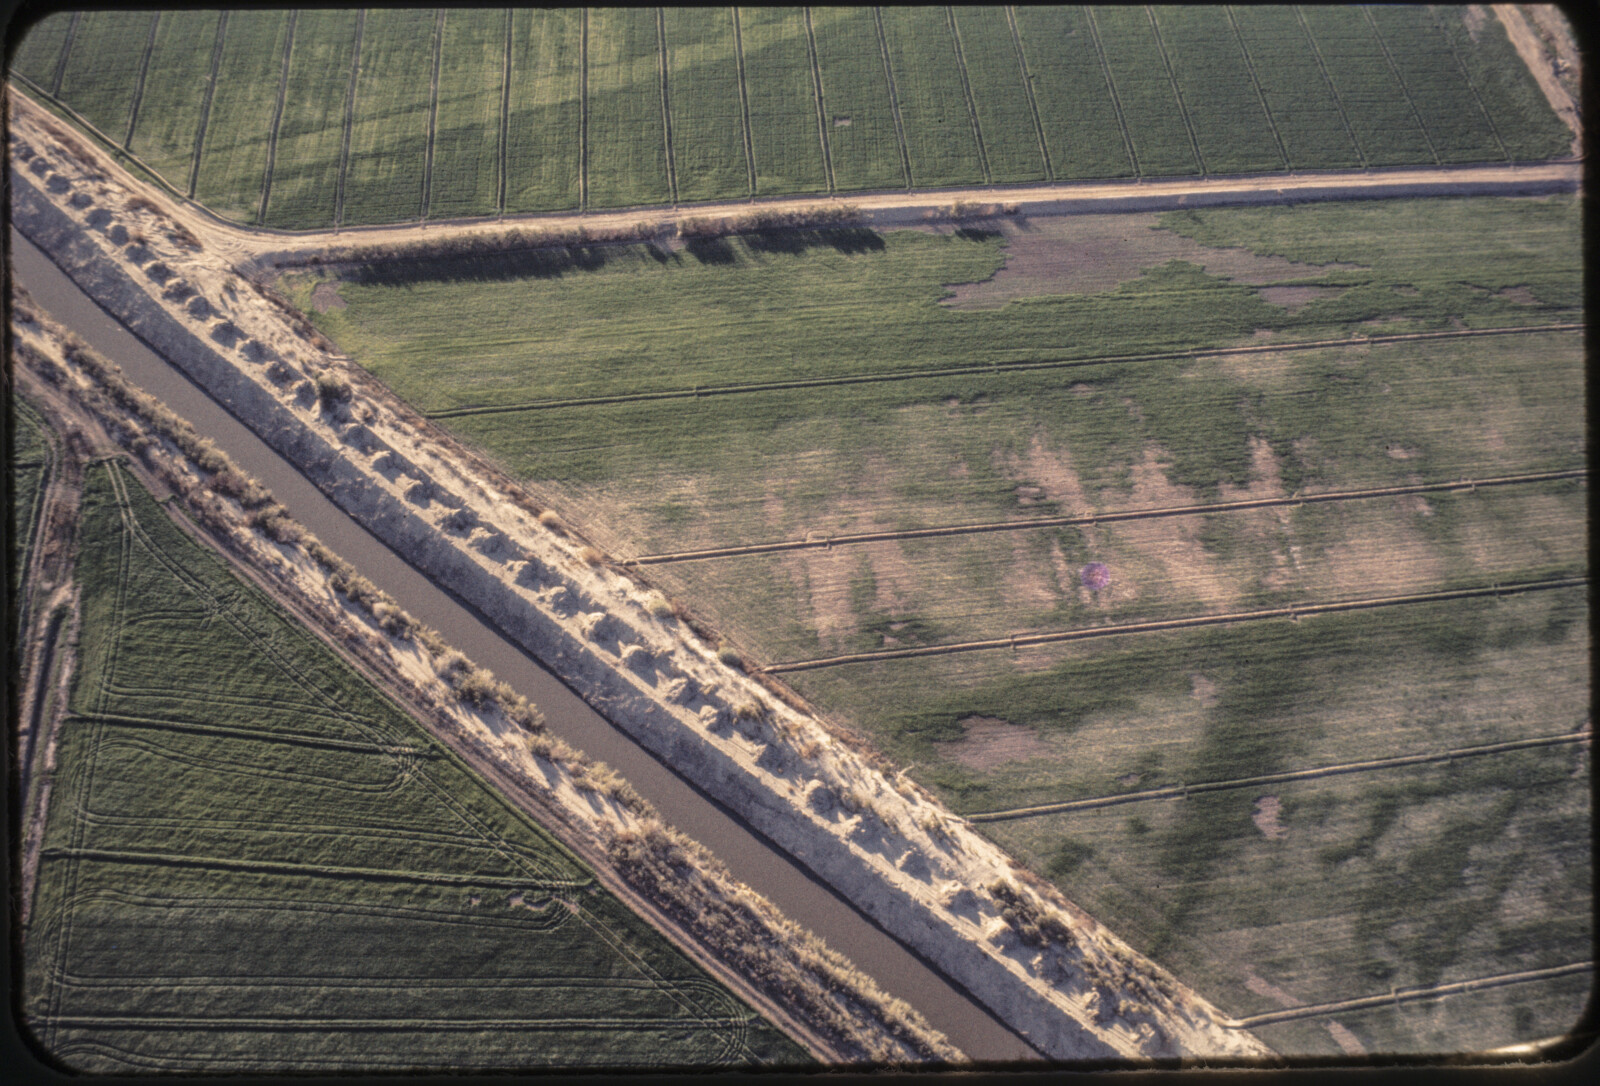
[421,9,444,221]
[427,322,1586,419]
[334,9,364,230]
[801,7,835,193]
[967,727,1591,823]
[187,11,228,200]
[1225,5,1290,171]
[257,10,297,226]
[577,8,588,211]
[1293,6,1367,168]
[1223,962,1593,1029]
[48,11,79,97]
[656,7,679,205]
[631,469,1588,564]
[1082,7,1139,177]
[1434,6,1511,162]
[730,6,757,199]
[945,6,990,184]
[1146,5,1206,176]
[121,12,159,150]
[873,6,914,189]
[39,846,587,891]
[1002,5,1052,180]
[1363,6,1442,167]
[763,575,1589,673]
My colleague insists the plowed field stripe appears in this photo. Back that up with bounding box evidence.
[71,711,440,757]
[967,728,1591,823]
[1223,962,1593,1029]
[426,322,1584,419]
[763,576,1588,673]
[631,469,1586,564]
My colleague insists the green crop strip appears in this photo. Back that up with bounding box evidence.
[22,461,806,1072]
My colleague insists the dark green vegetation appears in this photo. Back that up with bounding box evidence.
[296,192,1587,1054]
[23,460,807,1072]
[10,6,1569,228]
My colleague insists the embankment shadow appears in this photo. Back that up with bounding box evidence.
[346,241,662,287]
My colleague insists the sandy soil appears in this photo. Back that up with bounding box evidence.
[936,716,1054,773]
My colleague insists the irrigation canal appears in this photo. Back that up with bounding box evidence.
[9,229,1041,1062]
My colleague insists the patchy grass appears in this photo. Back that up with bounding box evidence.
[24,462,808,1072]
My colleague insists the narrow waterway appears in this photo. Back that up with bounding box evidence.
[9,228,1040,1063]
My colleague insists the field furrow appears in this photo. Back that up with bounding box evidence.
[1152,7,1282,174]
[262,8,359,230]
[1367,5,1505,165]
[877,6,985,189]
[54,11,151,144]
[1296,5,1435,168]
[429,10,507,221]
[807,7,903,191]
[585,7,672,209]
[1439,7,1572,161]
[662,7,749,204]
[1087,6,1200,177]
[737,6,829,196]
[128,11,222,192]
[8,11,75,90]
[1229,5,1361,170]
[950,7,1045,183]
[196,8,291,224]
[1015,7,1133,179]
[341,8,434,226]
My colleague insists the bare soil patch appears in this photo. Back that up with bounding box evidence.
[942,214,1360,310]
[935,716,1052,772]
[1190,674,1219,708]
[1251,795,1288,840]
[1495,285,1541,305]
[309,280,347,313]
[1257,285,1345,313]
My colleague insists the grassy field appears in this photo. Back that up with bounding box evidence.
[10,6,1570,227]
[22,460,808,1072]
[293,193,1587,1054]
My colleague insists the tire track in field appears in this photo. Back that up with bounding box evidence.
[69,711,439,758]
[426,321,1585,420]
[38,847,586,891]
[186,11,228,201]
[256,10,297,226]
[945,6,990,184]
[48,12,80,97]
[801,7,835,193]
[1225,5,1290,171]
[1295,5,1367,168]
[966,727,1591,823]
[730,6,757,198]
[121,13,160,150]
[497,10,514,217]
[1223,961,1593,1029]
[45,1012,752,1033]
[333,9,364,230]
[1146,5,1206,176]
[1362,6,1442,167]
[655,7,679,205]
[630,469,1587,565]
[1080,8,1139,176]
[1001,5,1053,180]
[763,575,1589,673]
[420,9,444,221]
[872,6,914,189]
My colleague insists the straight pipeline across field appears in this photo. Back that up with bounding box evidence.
[426,323,1585,420]
[764,576,1589,674]
[630,469,1588,565]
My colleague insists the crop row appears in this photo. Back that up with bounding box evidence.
[11,6,1570,229]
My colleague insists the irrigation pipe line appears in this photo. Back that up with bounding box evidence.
[965,727,1591,823]
[425,322,1585,419]
[762,575,1589,673]
[630,468,1587,565]
[1220,961,1593,1029]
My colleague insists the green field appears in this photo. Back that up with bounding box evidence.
[10,6,1570,227]
[22,459,808,1071]
[292,193,1588,1054]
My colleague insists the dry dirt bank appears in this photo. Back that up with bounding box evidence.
[10,298,956,1068]
[9,100,1270,1061]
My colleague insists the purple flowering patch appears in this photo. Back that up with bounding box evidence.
[1080,562,1111,591]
